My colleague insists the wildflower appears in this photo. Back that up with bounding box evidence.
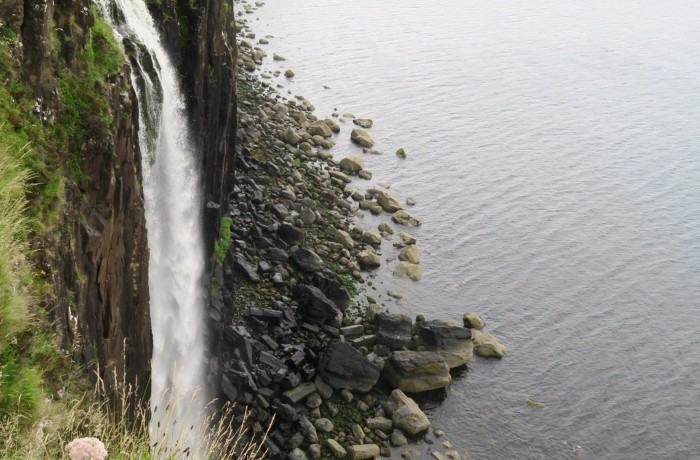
[65,437,108,460]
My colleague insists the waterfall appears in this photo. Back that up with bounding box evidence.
[95,0,209,449]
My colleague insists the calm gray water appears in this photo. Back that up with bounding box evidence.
[248,0,700,458]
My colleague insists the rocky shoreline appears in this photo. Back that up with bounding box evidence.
[208,2,508,458]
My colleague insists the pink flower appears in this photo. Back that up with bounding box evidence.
[65,437,108,460]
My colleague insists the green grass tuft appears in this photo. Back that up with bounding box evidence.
[214,216,233,265]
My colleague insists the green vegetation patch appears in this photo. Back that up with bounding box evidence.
[214,216,233,265]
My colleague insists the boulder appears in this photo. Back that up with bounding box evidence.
[357,249,381,268]
[353,118,373,129]
[418,320,473,368]
[278,223,305,245]
[339,156,365,173]
[398,232,416,244]
[376,191,402,213]
[471,329,507,358]
[292,248,325,273]
[398,245,420,264]
[284,127,301,145]
[297,285,341,325]
[396,148,406,159]
[285,69,295,78]
[392,210,421,227]
[307,120,333,138]
[394,261,423,281]
[382,351,451,393]
[334,229,354,249]
[375,312,412,349]
[314,418,334,433]
[391,389,430,435]
[351,128,375,147]
[318,342,381,392]
[311,270,351,310]
[463,313,485,330]
[323,119,341,133]
[234,257,260,283]
[362,230,382,246]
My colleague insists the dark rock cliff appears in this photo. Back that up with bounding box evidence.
[3,0,152,394]
[149,0,238,248]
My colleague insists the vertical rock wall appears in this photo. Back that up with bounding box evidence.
[8,0,152,395]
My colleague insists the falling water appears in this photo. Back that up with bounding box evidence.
[95,0,209,447]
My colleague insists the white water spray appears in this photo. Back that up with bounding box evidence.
[95,0,209,446]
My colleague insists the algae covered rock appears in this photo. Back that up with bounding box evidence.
[471,329,507,358]
[382,351,451,392]
[351,128,375,147]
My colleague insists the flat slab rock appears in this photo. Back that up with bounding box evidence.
[418,320,473,368]
[375,312,413,349]
[382,350,451,393]
[318,342,380,393]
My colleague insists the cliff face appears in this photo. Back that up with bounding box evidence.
[3,0,152,394]
[150,0,238,247]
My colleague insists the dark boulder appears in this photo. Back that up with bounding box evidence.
[318,342,380,392]
[376,312,413,349]
[292,248,325,273]
[278,223,305,245]
[417,320,473,368]
[297,285,341,326]
[311,270,351,310]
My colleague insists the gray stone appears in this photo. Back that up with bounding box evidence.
[357,249,381,268]
[377,191,402,212]
[394,261,423,281]
[390,430,408,447]
[306,392,323,409]
[418,320,473,368]
[298,415,318,443]
[351,128,375,147]
[314,418,334,433]
[353,118,373,128]
[339,156,365,173]
[234,257,260,282]
[398,245,420,264]
[391,389,430,435]
[284,127,301,145]
[324,439,347,458]
[282,382,317,404]
[392,210,421,227]
[292,248,325,272]
[318,342,381,392]
[398,232,416,244]
[471,329,507,358]
[362,231,382,246]
[297,285,342,325]
[278,223,305,245]
[463,313,485,330]
[334,229,354,249]
[366,416,393,432]
[285,69,295,78]
[288,448,308,460]
[348,444,380,460]
[308,120,333,138]
[314,375,334,400]
[375,312,413,349]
